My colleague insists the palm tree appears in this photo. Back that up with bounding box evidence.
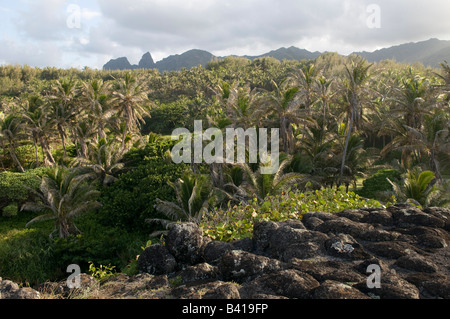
[436,61,450,103]
[338,57,372,186]
[112,73,151,153]
[316,75,335,144]
[388,168,436,207]
[22,167,102,239]
[19,94,45,166]
[149,172,215,231]
[71,118,94,159]
[82,78,114,142]
[20,95,56,167]
[217,82,264,129]
[49,77,80,158]
[335,132,372,191]
[0,115,25,172]
[71,139,125,187]
[381,111,449,177]
[403,112,449,181]
[287,63,320,109]
[260,79,312,154]
[236,156,307,201]
[390,72,432,130]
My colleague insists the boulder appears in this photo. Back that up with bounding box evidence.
[26,204,447,300]
[179,263,220,284]
[240,269,320,299]
[166,223,205,265]
[354,271,420,299]
[394,254,439,273]
[202,283,241,299]
[0,279,40,299]
[219,250,282,283]
[312,280,370,299]
[137,244,177,275]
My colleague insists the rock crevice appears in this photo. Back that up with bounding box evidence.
[2,205,449,299]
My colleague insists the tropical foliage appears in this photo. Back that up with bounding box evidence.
[0,54,449,285]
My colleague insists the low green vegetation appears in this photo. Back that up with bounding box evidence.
[0,55,449,286]
[201,187,387,242]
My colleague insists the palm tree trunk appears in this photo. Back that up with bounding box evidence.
[40,135,55,166]
[339,108,354,187]
[9,145,24,173]
[98,121,106,142]
[58,124,67,157]
[430,149,443,182]
[281,117,289,154]
[121,121,128,154]
[33,138,39,167]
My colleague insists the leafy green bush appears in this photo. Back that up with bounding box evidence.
[2,203,18,217]
[0,209,147,285]
[0,168,48,211]
[358,169,402,200]
[122,136,176,168]
[88,262,117,283]
[49,208,149,274]
[141,99,188,135]
[98,157,188,232]
[201,187,388,242]
[0,211,58,285]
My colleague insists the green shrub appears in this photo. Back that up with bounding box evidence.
[201,187,388,242]
[141,99,189,135]
[0,209,147,285]
[49,209,149,275]
[0,168,48,211]
[2,203,18,217]
[88,262,117,283]
[0,144,42,169]
[122,136,177,168]
[0,211,58,285]
[98,157,188,233]
[358,169,402,200]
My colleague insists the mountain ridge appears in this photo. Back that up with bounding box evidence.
[103,38,450,72]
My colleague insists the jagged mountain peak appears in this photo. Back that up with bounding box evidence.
[103,39,450,71]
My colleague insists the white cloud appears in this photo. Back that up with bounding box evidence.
[1,0,450,68]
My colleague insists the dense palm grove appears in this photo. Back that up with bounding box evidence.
[0,53,449,285]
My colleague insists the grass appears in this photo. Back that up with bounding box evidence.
[0,209,149,287]
[0,211,60,285]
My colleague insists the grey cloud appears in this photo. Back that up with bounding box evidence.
[3,0,450,68]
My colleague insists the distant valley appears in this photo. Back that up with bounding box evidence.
[103,38,450,72]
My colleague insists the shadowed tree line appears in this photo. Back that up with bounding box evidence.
[0,54,449,238]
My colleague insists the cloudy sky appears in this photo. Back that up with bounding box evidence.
[1,0,450,69]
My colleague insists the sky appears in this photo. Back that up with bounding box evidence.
[1,0,450,69]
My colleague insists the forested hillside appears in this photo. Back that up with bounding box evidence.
[0,53,449,286]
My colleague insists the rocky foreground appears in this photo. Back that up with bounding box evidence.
[1,204,449,299]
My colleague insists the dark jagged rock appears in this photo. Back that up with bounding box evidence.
[7,204,449,300]
[219,250,282,283]
[165,222,205,266]
[137,244,177,275]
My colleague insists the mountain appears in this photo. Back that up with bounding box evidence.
[245,46,322,61]
[138,52,156,69]
[155,49,215,72]
[103,57,134,71]
[103,52,156,71]
[103,38,450,71]
[352,38,450,67]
